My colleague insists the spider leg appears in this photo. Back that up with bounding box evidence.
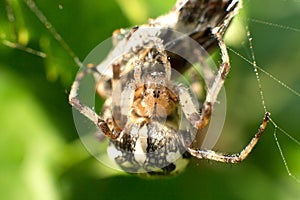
[177,32,229,129]
[176,85,202,126]
[178,31,270,163]
[195,32,231,129]
[133,63,142,85]
[69,66,120,139]
[188,112,270,163]
[101,60,136,133]
[113,80,136,130]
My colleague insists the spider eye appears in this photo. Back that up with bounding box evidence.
[153,90,160,98]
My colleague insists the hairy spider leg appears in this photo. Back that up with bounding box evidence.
[188,112,269,163]
[69,66,121,139]
[185,29,270,163]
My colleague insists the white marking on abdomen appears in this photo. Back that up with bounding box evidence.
[134,125,148,164]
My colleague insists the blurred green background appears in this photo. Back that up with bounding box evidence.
[0,0,300,199]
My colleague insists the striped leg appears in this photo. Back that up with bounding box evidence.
[69,65,120,139]
[184,31,270,163]
[188,113,270,163]
[195,32,230,130]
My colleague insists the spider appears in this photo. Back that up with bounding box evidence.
[69,0,269,176]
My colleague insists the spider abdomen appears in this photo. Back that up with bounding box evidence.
[107,120,191,176]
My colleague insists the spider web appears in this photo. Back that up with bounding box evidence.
[1,0,300,187]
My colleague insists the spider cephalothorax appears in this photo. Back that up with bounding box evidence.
[133,82,178,119]
[132,61,178,119]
